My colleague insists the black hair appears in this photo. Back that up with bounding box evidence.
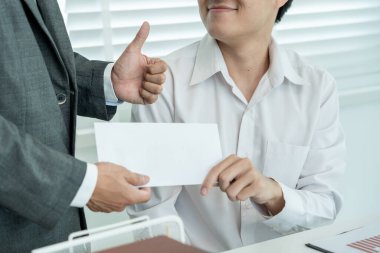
[276,0,293,23]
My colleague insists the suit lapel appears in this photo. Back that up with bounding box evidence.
[22,0,76,89]
[37,0,76,87]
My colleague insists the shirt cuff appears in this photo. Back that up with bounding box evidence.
[70,163,98,208]
[104,63,123,106]
[261,182,306,235]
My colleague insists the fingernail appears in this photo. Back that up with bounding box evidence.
[138,174,149,183]
[201,187,208,196]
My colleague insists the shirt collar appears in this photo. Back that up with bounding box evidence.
[268,39,305,87]
[189,34,224,86]
[189,34,307,87]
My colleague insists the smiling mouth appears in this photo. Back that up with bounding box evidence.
[208,6,238,12]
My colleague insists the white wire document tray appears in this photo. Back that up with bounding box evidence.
[31,215,205,253]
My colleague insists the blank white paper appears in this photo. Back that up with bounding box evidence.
[94,123,223,187]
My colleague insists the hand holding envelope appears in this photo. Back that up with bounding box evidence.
[95,123,223,187]
[87,162,151,213]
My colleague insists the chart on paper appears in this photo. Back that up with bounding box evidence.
[347,235,380,253]
[307,221,380,253]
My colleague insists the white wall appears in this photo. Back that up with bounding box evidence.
[337,99,380,221]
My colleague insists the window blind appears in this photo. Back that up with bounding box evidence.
[60,0,380,149]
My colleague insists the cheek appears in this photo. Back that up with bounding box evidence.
[198,4,208,26]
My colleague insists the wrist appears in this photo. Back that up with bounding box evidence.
[264,178,285,215]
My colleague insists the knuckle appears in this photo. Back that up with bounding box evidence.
[156,85,163,93]
[152,86,161,94]
[221,183,230,192]
[247,169,255,177]
[237,194,247,201]
[256,179,266,190]
[149,95,158,103]
[129,172,139,183]
[142,194,150,203]
[143,81,150,89]
[121,193,132,205]
[218,174,227,183]
[145,92,154,100]
[226,189,234,199]
[159,74,166,83]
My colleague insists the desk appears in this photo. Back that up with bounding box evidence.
[223,214,380,253]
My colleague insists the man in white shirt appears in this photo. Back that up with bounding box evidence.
[129,0,346,252]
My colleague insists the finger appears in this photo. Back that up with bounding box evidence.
[124,170,150,186]
[138,187,152,196]
[201,155,239,196]
[142,81,163,95]
[237,183,256,202]
[146,57,162,65]
[144,73,166,85]
[218,159,251,192]
[125,185,152,204]
[226,171,255,201]
[140,89,158,104]
[88,201,113,213]
[127,21,150,52]
[87,202,99,212]
[97,201,126,211]
[146,59,167,75]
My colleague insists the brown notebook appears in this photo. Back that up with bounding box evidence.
[96,236,206,253]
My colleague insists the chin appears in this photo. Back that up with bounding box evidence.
[207,26,233,42]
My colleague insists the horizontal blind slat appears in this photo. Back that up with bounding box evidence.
[61,0,380,130]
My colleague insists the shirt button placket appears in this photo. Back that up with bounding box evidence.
[240,200,257,245]
[237,110,254,245]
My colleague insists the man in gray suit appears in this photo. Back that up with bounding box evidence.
[0,0,167,252]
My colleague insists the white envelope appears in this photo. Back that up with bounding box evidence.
[94,123,223,187]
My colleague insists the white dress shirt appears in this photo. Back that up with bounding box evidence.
[128,34,346,252]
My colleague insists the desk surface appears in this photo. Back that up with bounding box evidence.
[222,214,380,253]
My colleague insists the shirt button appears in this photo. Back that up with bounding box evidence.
[57,93,67,105]
[244,200,252,209]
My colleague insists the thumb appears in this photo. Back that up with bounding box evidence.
[124,170,150,186]
[127,21,150,52]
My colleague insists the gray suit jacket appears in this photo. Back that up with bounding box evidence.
[0,0,116,252]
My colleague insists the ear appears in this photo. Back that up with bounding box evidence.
[276,0,289,8]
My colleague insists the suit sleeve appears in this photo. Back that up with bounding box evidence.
[0,114,87,229]
[74,53,117,120]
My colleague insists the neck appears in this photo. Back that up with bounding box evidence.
[218,33,271,102]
